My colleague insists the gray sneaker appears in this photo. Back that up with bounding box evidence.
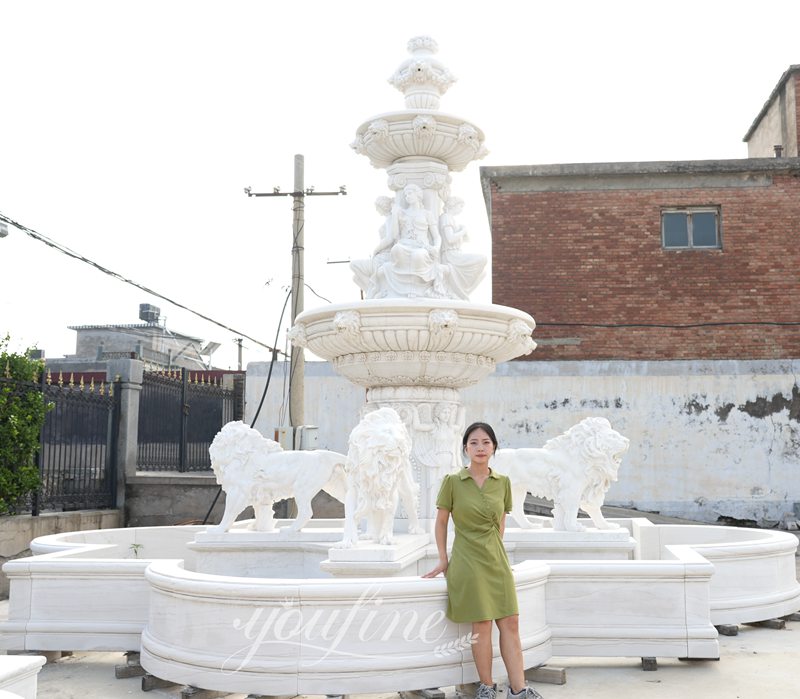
[508,686,543,699]
[476,683,497,699]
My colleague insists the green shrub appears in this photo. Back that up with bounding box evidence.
[0,335,50,514]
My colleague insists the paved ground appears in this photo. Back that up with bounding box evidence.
[14,618,800,699]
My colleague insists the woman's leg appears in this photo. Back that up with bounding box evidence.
[496,614,525,692]
[471,620,494,685]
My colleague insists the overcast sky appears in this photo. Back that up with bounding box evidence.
[2,0,798,370]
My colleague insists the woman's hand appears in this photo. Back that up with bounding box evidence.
[422,558,448,578]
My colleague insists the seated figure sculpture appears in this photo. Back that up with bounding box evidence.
[438,196,487,299]
[493,417,630,532]
[351,185,487,300]
[338,406,424,547]
[350,195,396,298]
[351,184,445,299]
[207,421,347,534]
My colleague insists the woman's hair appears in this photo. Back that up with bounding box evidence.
[462,422,499,451]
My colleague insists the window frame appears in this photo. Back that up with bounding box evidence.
[661,207,722,250]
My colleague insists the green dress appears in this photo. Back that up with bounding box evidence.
[436,468,519,623]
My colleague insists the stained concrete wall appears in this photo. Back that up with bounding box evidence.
[247,359,800,526]
[0,510,121,598]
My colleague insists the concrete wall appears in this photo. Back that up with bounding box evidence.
[247,358,800,527]
[0,509,121,598]
[747,72,799,158]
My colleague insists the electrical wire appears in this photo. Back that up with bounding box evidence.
[0,211,285,356]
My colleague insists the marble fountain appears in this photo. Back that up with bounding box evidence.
[2,37,799,696]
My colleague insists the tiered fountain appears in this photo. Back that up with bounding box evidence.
[2,37,798,698]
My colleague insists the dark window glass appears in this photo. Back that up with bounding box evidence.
[692,211,718,247]
[663,212,689,247]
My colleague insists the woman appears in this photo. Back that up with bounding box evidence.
[423,422,543,699]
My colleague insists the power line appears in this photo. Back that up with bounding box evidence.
[0,211,285,356]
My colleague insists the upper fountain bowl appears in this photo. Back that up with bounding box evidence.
[291,298,536,388]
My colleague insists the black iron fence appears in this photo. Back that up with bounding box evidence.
[138,370,237,472]
[3,373,120,514]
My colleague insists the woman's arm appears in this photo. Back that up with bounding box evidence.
[422,507,451,578]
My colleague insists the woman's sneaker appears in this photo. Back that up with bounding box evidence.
[476,683,497,699]
[507,686,543,699]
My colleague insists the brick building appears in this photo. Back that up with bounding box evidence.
[481,158,800,360]
[481,65,800,362]
[468,66,800,525]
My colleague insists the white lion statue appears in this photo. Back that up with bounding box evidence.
[207,421,347,534]
[338,407,424,547]
[493,417,630,532]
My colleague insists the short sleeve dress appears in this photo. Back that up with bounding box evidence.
[436,468,518,623]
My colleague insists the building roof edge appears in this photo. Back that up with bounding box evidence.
[742,64,800,142]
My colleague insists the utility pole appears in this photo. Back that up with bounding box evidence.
[234,338,243,371]
[245,155,346,446]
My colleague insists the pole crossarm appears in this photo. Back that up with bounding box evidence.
[245,156,347,433]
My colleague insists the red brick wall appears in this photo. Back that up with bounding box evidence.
[491,174,800,360]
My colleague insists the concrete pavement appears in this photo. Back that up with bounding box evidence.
[5,605,798,699]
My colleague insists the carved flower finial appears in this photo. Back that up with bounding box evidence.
[388,36,456,110]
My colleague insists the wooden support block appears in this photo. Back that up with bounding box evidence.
[125,650,141,665]
[641,657,657,671]
[401,690,445,699]
[181,686,228,699]
[456,682,480,698]
[525,666,567,685]
[745,618,786,630]
[781,612,800,622]
[142,674,178,692]
[715,624,739,636]
[115,663,146,679]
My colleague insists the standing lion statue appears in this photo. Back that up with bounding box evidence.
[493,416,630,532]
[338,407,424,547]
[207,421,347,534]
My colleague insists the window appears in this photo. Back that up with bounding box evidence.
[661,208,721,249]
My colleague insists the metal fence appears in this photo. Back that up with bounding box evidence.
[138,370,236,471]
[3,373,120,514]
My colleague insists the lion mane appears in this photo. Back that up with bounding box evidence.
[338,407,423,547]
[207,421,347,534]
[494,416,630,532]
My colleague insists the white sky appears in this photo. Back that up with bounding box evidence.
[2,0,798,370]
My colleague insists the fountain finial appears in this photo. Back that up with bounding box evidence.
[388,35,456,109]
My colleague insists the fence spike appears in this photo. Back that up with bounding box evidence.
[46,369,53,385]
[58,371,64,387]
[89,377,95,393]
[79,376,85,391]
[3,360,10,379]
[99,381,105,396]
[68,372,75,388]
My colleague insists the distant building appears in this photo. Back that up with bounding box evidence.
[744,64,799,158]
[48,304,219,374]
